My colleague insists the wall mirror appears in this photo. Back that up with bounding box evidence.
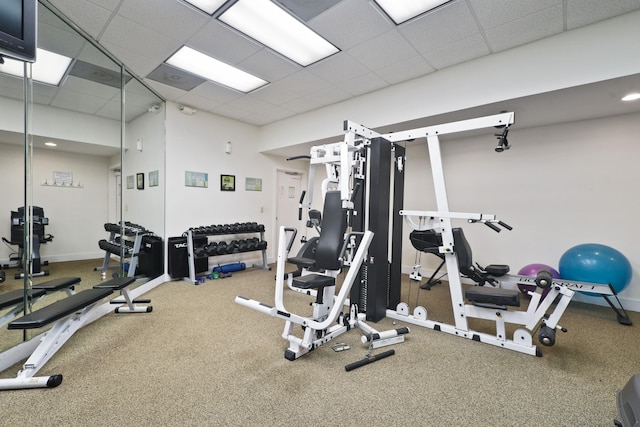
[0,1,165,352]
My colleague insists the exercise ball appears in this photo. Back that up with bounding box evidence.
[559,243,632,294]
[517,263,560,300]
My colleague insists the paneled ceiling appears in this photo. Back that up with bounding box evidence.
[44,0,640,128]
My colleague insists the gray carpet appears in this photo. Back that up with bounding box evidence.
[0,262,637,426]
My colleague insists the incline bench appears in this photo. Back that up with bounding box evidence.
[0,276,151,390]
[0,277,80,328]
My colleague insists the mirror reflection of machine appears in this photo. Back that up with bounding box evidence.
[2,207,53,279]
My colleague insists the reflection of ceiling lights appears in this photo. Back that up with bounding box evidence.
[218,0,339,66]
[0,48,72,85]
[166,46,268,93]
[183,0,226,14]
[374,0,450,24]
[621,92,640,101]
[45,142,57,147]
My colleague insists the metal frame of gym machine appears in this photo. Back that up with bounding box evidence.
[350,111,630,357]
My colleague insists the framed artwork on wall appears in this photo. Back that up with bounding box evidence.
[136,173,144,190]
[221,174,235,191]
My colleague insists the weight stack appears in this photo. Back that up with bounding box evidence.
[168,235,207,279]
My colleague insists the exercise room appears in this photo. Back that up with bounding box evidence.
[1,1,639,425]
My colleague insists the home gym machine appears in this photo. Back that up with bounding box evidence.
[2,206,53,279]
[235,121,409,364]
[345,111,629,357]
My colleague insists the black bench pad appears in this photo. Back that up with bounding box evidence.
[32,277,81,291]
[465,286,520,307]
[93,277,136,290]
[8,288,114,330]
[292,274,335,290]
[0,289,47,310]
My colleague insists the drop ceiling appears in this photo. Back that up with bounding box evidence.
[42,0,640,129]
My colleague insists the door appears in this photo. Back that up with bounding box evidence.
[276,170,305,257]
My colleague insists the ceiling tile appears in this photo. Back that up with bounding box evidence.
[186,20,264,66]
[275,0,343,21]
[347,29,419,71]
[188,81,244,104]
[100,16,181,62]
[399,1,479,54]
[145,79,189,100]
[468,0,563,29]
[236,49,299,83]
[276,70,330,96]
[566,0,640,29]
[484,4,564,52]
[47,0,114,39]
[100,42,161,77]
[248,83,300,105]
[309,0,393,50]
[375,55,435,84]
[308,53,369,84]
[336,72,389,96]
[423,34,489,70]
[117,0,208,43]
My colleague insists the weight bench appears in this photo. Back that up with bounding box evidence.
[0,277,148,390]
[0,277,80,328]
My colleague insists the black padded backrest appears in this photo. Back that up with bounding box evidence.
[314,191,347,270]
[452,228,473,270]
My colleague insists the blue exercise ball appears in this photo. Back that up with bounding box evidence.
[559,243,632,294]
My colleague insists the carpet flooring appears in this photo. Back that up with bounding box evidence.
[0,261,637,426]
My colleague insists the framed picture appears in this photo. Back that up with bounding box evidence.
[126,175,134,189]
[221,174,235,191]
[149,170,159,187]
[136,173,145,190]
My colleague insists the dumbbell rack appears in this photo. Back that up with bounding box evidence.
[95,222,150,278]
[183,223,269,285]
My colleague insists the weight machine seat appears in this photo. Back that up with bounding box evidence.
[291,191,347,297]
[410,228,511,284]
[286,256,316,269]
[465,286,520,307]
[8,288,114,330]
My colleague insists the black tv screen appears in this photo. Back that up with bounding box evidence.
[0,0,37,63]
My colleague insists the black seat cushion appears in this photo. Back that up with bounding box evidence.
[292,274,336,290]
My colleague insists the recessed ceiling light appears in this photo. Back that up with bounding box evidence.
[182,0,227,14]
[0,48,72,85]
[621,93,640,101]
[166,46,268,93]
[374,0,450,24]
[218,0,339,66]
[45,142,57,147]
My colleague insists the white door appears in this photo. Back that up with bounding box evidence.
[276,170,305,256]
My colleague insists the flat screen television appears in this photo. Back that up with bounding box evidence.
[0,0,37,63]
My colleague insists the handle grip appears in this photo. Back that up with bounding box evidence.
[345,349,395,372]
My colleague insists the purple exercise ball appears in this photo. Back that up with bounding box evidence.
[517,263,560,300]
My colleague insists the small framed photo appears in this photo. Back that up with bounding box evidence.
[221,174,235,191]
[136,173,145,190]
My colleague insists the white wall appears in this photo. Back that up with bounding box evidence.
[0,142,110,264]
[400,112,640,309]
[164,102,295,266]
[123,107,166,237]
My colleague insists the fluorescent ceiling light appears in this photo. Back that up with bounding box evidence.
[45,142,57,147]
[0,48,72,85]
[166,46,268,93]
[621,92,640,101]
[374,0,450,24]
[218,0,339,67]
[183,0,227,14]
